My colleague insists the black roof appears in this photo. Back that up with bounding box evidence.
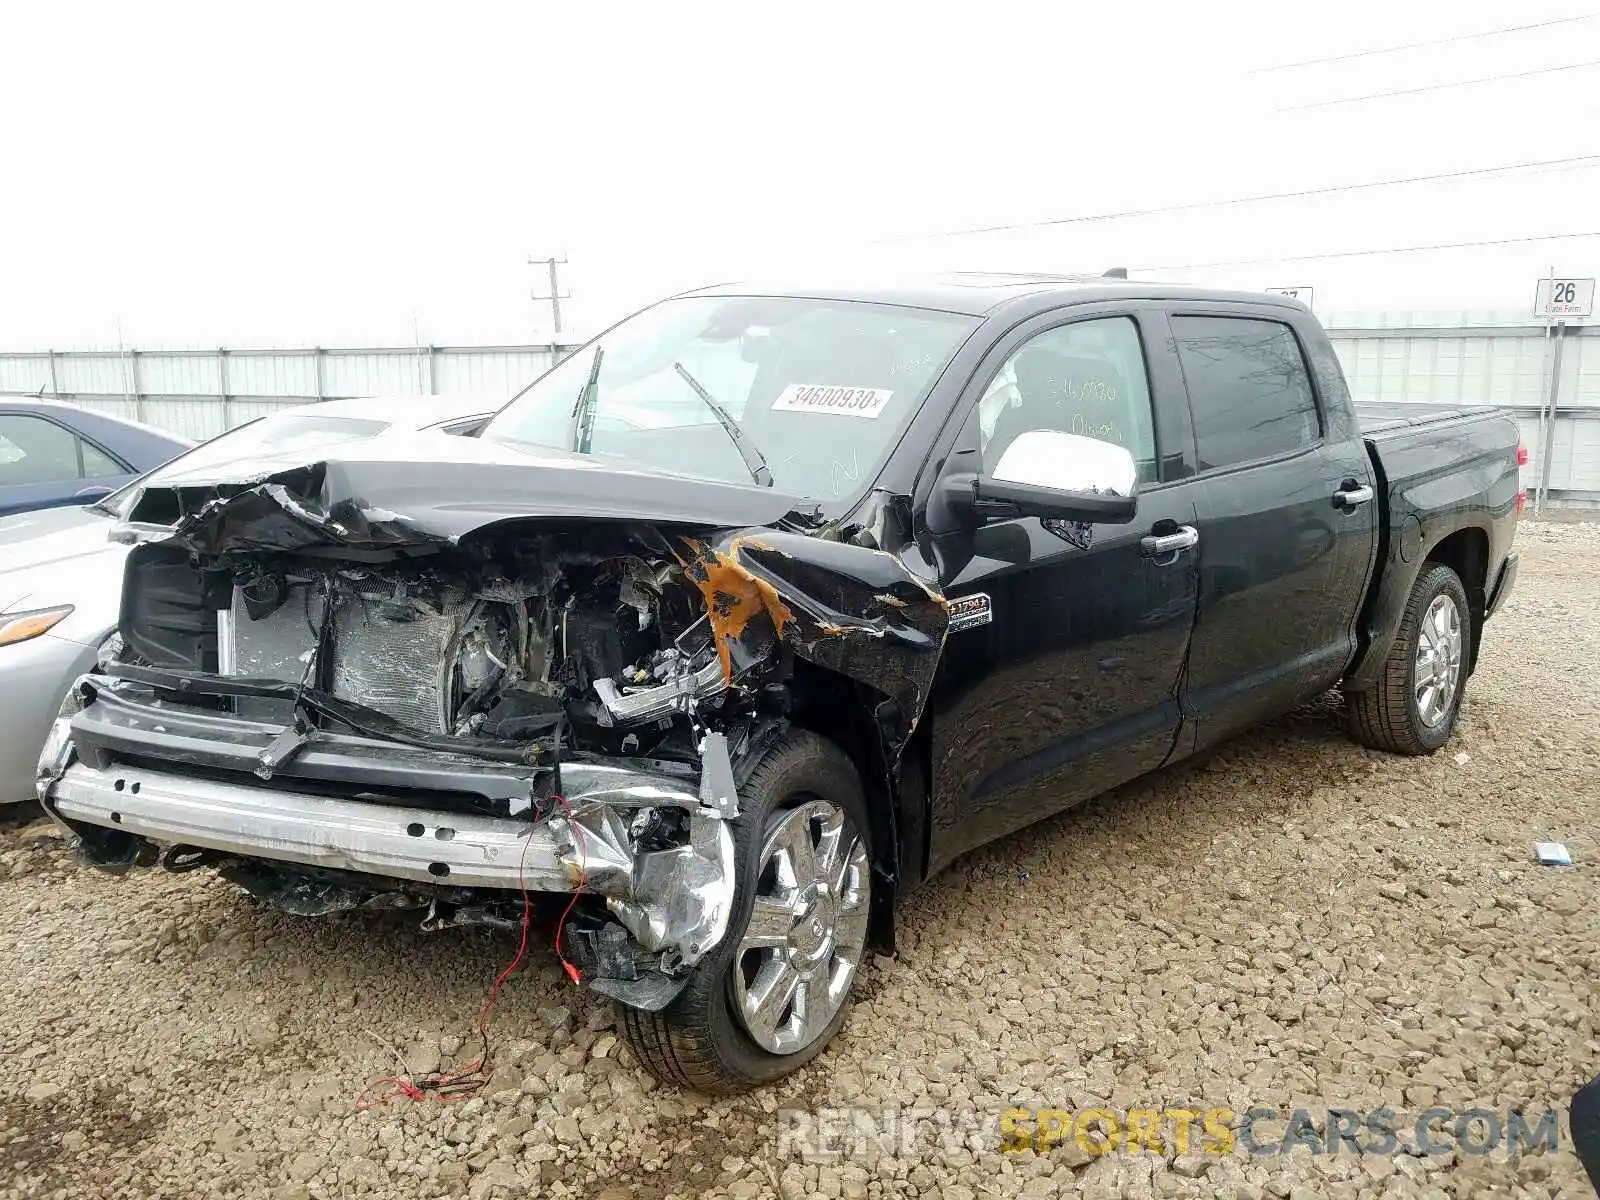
[678,271,1299,318]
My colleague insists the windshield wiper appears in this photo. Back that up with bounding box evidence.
[672,362,773,488]
[568,347,605,455]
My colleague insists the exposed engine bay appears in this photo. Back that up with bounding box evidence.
[210,525,738,780]
[36,454,951,1012]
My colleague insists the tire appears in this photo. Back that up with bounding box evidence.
[1347,563,1472,755]
[615,729,871,1094]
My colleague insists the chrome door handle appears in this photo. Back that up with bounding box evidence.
[1335,483,1374,509]
[1141,525,1198,559]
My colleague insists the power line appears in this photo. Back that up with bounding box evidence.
[885,154,1600,242]
[1281,58,1600,111]
[1252,13,1600,72]
[1134,230,1600,273]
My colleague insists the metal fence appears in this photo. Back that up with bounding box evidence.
[1324,316,1599,509]
[2,315,1597,505]
[0,343,581,442]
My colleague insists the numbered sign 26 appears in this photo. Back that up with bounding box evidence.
[1534,278,1594,319]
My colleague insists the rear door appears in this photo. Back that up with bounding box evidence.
[1165,308,1378,750]
[923,304,1204,870]
[0,411,133,517]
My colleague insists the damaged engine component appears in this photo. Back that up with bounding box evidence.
[55,454,951,1016]
[121,524,737,769]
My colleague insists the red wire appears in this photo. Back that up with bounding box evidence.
[475,817,540,1030]
[552,793,588,985]
[353,801,546,1112]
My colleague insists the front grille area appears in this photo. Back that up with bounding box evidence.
[227,582,464,733]
[328,596,456,733]
[231,583,321,684]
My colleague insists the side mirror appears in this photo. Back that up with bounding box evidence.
[993,430,1137,495]
[939,430,1139,526]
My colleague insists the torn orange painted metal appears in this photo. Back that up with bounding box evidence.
[680,538,797,684]
[677,528,951,757]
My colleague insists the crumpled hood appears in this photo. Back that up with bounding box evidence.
[154,429,813,554]
[129,428,954,759]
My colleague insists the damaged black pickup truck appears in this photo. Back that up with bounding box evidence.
[37,275,1521,1093]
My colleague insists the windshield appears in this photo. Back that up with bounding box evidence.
[482,296,979,501]
[103,412,393,523]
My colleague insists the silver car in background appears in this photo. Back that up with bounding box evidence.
[0,394,499,806]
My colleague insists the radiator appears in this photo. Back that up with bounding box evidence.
[226,580,464,733]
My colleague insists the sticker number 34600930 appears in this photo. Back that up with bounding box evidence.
[771,384,894,418]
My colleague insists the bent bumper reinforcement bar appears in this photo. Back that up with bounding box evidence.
[50,761,614,890]
[37,675,739,976]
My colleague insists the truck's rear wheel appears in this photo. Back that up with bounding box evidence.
[615,729,870,1094]
[1347,562,1471,755]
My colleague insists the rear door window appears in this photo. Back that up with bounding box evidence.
[0,414,84,485]
[1170,316,1321,471]
[79,439,127,477]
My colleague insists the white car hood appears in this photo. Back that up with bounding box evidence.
[0,507,120,574]
[0,508,130,641]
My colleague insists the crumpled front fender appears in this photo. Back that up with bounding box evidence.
[681,530,950,755]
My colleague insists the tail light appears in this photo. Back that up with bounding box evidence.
[1517,489,1527,515]
[1517,442,1530,467]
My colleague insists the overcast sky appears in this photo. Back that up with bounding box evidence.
[2,1,1597,349]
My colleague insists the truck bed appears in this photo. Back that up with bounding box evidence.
[1355,401,1501,435]
[1354,402,1521,513]
[1354,400,1520,509]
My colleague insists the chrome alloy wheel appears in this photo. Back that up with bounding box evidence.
[1414,592,1464,728]
[731,798,870,1055]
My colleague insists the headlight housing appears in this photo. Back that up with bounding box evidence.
[0,605,74,649]
[95,631,124,672]
[35,679,88,798]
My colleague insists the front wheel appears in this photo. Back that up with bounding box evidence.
[1347,562,1471,755]
[615,729,871,1093]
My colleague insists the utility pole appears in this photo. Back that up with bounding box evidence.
[529,254,571,337]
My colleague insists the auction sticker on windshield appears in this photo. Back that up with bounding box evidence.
[772,384,894,418]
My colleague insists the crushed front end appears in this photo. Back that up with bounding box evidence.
[37,512,776,1009]
[35,462,949,1011]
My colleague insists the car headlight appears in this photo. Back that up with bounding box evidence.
[0,605,74,648]
[95,631,124,672]
[35,679,88,797]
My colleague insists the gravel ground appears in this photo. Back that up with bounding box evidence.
[3,521,1599,1200]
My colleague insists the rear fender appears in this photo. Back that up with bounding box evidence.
[1346,519,1491,692]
